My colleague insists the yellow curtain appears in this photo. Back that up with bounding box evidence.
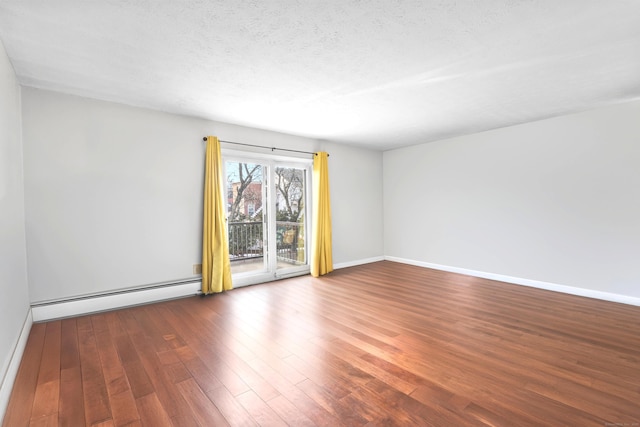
[311,152,333,277]
[202,136,233,294]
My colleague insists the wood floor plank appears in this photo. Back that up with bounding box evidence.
[30,379,59,422]
[236,390,287,427]
[166,301,252,396]
[220,353,282,402]
[244,357,342,427]
[134,393,172,427]
[108,390,141,427]
[168,415,197,427]
[90,317,142,426]
[205,386,258,427]
[281,354,354,400]
[286,338,376,389]
[175,378,230,427]
[4,261,640,425]
[59,366,85,427]
[30,323,61,422]
[58,318,85,427]
[77,316,112,426]
[174,345,225,392]
[296,378,369,426]
[35,321,61,384]
[28,413,57,427]
[266,395,316,427]
[118,309,197,423]
[2,323,46,426]
[314,336,417,395]
[105,313,154,400]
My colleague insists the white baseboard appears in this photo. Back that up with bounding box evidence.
[385,256,640,307]
[334,256,385,270]
[31,281,202,322]
[29,257,386,322]
[0,309,33,424]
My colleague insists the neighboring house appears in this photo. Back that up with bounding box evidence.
[229,181,263,219]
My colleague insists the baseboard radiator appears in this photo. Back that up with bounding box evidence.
[30,278,202,322]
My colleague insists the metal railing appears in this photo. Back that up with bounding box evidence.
[276,221,304,264]
[228,221,263,260]
[228,221,305,264]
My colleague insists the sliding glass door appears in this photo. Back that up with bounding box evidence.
[224,154,311,286]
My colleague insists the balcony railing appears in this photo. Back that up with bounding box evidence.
[228,221,263,261]
[276,221,304,264]
[228,221,305,264]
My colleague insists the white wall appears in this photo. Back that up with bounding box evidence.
[22,88,384,303]
[384,100,640,299]
[326,142,384,266]
[0,41,31,419]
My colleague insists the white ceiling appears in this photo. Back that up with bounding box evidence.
[1,1,639,150]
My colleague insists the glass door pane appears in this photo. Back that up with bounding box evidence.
[274,166,308,271]
[225,160,267,275]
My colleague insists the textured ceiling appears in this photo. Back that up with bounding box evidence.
[1,1,639,150]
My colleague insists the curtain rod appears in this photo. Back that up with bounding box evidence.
[202,137,327,156]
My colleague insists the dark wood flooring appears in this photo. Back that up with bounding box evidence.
[4,261,640,426]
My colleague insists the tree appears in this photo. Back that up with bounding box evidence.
[275,167,304,222]
[228,162,262,221]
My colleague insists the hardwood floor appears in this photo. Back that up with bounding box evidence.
[4,261,640,426]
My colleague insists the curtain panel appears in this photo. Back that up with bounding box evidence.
[202,136,233,293]
[311,152,333,277]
